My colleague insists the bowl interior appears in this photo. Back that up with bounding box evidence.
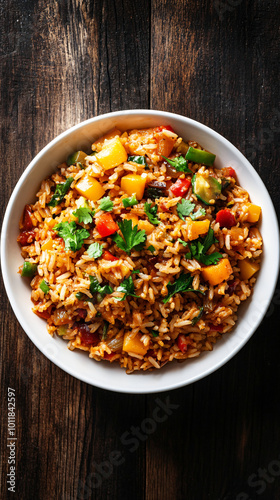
[1,110,279,393]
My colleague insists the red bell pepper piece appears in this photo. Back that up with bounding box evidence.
[222,167,237,179]
[177,334,192,353]
[96,213,118,237]
[170,178,191,197]
[154,125,175,133]
[103,250,118,261]
[21,204,33,231]
[216,209,236,229]
[104,352,115,360]
[75,322,100,346]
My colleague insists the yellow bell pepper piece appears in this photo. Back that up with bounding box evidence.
[96,136,127,171]
[201,258,233,286]
[245,203,261,223]
[41,238,53,251]
[138,219,154,235]
[92,128,121,151]
[75,174,105,201]
[123,332,148,356]
[185,219,210,241]
[121,174,146,200]
[238,259,260,280]
[122,213,139,226]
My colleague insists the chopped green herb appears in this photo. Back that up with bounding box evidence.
[190,207,206,220]
[87,242,103,259]
[177,199,195,220]
[128,155,147,166]
[144,202,160,225]
[54,221,89,252]
[102,320,109,340]
[122,194,138,208]
[89,276,113,297]
[162,155,192,173]
[73,207,95,224]
[132,270,140,274]
[147,245,156,253]
[99,196,114,212]
[178,238,188,247]
[115,275,139,301]
[21,261,37,278]
[188,228,223,265]
[48,177,73,207]
[112,219,146,254]
[145,186,167,200]
[191,306,204,326]
[39,279,50,294]
[162,272,204,304]
[151,330,158,337]
[75,292,93,302]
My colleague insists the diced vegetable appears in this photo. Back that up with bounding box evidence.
[192,173,221,205]
[20,204,33,230]
[123,332,148,356]
[170,178,191,197]
[103,250,118,261]
[185,147,216,166]
[66,151,87,166]
[127,155,147,166]
[75,174,105,201]
[122,213,139,227]
[122,194,138,208]
[96,137,127,170]
[145,181,167,199]
[177,334,192,353]
[39,279,50,294]
[76,323,100,346]
[216,209,236,228]
[121,174,146,200]
[245,203,261,223]
[138,219,155,235]
[222,166,237,179]
[41,238,53,251]
[157,135,177,158]
[96,213,118,237]
[238,259,260,280]
[92,128,121,150]
[57,325,68,336]
[201,258,233,286]
[184,219,210,241]
[21,261,37,278]
[176,140,189,156]
[17,230,36,245]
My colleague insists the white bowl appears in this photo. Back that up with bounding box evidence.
[1,110,279,393]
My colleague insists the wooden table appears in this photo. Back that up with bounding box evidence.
[1,1,280,499]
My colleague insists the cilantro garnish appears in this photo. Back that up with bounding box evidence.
[162,155,192,173]
[54,221,89,251]
[99,196,114,212]
[147,245,156,253]
[177,199,195,220]
[73,207,95,224]
[87,242,103,259]
[39,279,50,294]
[162,272,204,304]
[102,320,109,340]
[89,276,113,297]
[122,194,138,208]
[144,202,160,225]
[191,306,204,326]
[188,228,223,265]
[190,207,206,220]
[75,292,93,302]
[151,330,158,337]
[48,177,73,207]
[112,219,147,254]
[114,275,139,301]
[128,155,147,166]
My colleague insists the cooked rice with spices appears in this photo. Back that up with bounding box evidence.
[17,126,263,373]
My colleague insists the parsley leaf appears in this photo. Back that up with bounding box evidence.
[73,207,95,224]
[54,221,89,251]
[190,207,206,220]
[87,242,103,259]
[89,276,113,296]
[147,245,155,253]
[162,272,204,303]
[162,155,192,173]
[112,219,147,254]
[191,306,204,326]
[177,199,195,220]
[99,196,114,212]
[115,275,139,301]
[188,228,223,265]
[75,292,93,302]
[128,155,147,166]
[178,238,188,247]
[48,177,73,207]
[122,194,138,208]
[151,330,158,337]
[144,202,160,225]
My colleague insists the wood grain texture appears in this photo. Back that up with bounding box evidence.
[1,1,280,499]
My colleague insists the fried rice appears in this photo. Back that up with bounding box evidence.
[17,126,263,373]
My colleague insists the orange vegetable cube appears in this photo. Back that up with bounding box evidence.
[122,213,139,226]
[138,219,155,235]
[96,136,127,171]
[123,332,148,356]
[41,238,53,251]
[121,174,146,200]
[75,174,105,201]
[157,135,177,158]
[185,219,210,241]
[201,258,233,286]
[238,259,260,280]
[245,203,261,223]
[92,128,121,151]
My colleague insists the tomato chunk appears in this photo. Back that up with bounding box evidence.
[222,167,237,179]
[96,213,118,237]
[209,323,223,332]
[75,322,100,346]
[21,204,33,231]
[170,178,191,197]
[103,250,118,261]
[154,125,175,133]
[177,334,192,353]
[17,230,36,245]
[104,352,115,360]
[216,209,236,228]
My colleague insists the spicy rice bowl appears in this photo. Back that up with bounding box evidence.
[1,111,279,393]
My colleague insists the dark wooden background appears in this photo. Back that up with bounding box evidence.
[1,1,280,499]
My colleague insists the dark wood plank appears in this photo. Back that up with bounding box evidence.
[148,1,280,500]
[0,1,150,499]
